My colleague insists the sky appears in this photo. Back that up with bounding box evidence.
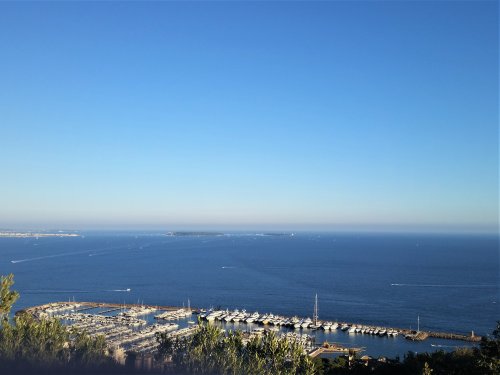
[0,1,498,233]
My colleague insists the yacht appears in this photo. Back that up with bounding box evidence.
[261,314,271,325]
[321,322,332,330]
[301,318,312,329]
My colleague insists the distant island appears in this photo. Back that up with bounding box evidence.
[0,232,80,238]
[166,231,224,237]
[165,232,294,237]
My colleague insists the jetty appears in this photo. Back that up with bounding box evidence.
[309,342,364,358]
[20,301,185,317]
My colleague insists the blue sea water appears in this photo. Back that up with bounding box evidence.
[0,232,498,358]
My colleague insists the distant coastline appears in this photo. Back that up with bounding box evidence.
[0,232,80,238]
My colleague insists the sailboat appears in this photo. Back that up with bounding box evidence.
[310,294,322,330]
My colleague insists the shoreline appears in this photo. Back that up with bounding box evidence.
[0,232,80,238]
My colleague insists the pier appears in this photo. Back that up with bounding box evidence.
[100,307,123,314]
[76,305,99,312]
[20,301,185,317]
[309,342,364,358]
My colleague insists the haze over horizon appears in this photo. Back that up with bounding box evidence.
[1,1,498,234]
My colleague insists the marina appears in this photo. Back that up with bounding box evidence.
[20,300,481,361]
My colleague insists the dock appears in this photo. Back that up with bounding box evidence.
[20,301,189,316]
[100,307,123,314]
[309,342,364,358]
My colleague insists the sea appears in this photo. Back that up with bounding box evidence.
[0,231,498,358]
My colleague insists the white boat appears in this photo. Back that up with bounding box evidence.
[206,315,216,322]
[301,318,312,329]
[321,323,332,330]
[348,327,356,334]
[331,322,339,330]
[261,315,270,325]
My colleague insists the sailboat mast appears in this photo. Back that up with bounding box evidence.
[313,294,318,325]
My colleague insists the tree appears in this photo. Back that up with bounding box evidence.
[157,321,316,375]
[0,312,70,368]
[70,329,110,368]
[477,321,500,374]
[0,274,19,323]
[0,274,119,373]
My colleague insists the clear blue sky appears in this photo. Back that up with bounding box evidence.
[0,1,498,232]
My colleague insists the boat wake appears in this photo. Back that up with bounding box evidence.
[11,246,128,263]
[23,288,131,294]
[431,344,458,348]
[11,253,77,263]
[391,283,496,288]
[23,289,93,294]
[221,266,236,269]
[106,289,131,292]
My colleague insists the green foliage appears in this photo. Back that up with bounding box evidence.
[0,311,70,368]
[70,329,110,368]
[156,320,500,375]
[476,321,500,374]
[0,273,19,323]
[157,322,316,374]
[0,274,119,373]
